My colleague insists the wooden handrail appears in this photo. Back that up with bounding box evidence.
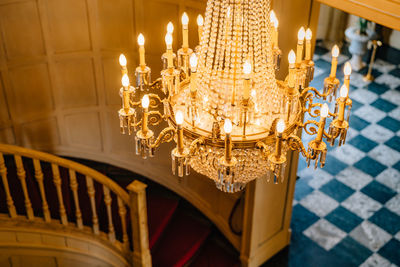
[0,144,129,204]
[0,143,151,267]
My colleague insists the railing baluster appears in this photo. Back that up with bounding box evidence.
[0,153,17,218]
[51,164,68,226]
[86,176,99,235]
[103,185,116,243]
[118,197,129,249]
[33,159,51,222]
[14,155,34,220]
[69,170,83,229]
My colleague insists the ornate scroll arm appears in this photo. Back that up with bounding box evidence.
[130,118,142,128]
[306,103,337,118]
[148,111,166,126]
[189,137,205,156]
[302,120,319,136]
[286,135,315,160]
[301,86,335,100]
[148,127,176,149]
[148,93,164,108]
[256,141,272,158]
[149,78,163,91]
[323,128,340,140]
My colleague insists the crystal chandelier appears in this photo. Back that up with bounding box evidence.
[117,0,353,193]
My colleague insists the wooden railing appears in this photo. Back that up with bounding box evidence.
[0,143,151,267]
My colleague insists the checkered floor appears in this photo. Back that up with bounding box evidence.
[291,44,400,267]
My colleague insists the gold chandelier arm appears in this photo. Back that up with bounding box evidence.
[301,86,332,100]
[148,127,176,149]
[130,100,141,107]
[286,135,315,159]
[302,120,319,136]
[148,93,164,109]
[149,78,163,91]
[323,128,340,140]
[148,111,166,126]
[189,137,206,156]
[306,103,337,118]
[256,141,273,158]
[131,118,142,128]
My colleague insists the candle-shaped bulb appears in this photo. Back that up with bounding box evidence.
[197,14,204,26]
[344,62,352,76]
[332,45,340,57]
[270,10,278,28]
[165,33,173,46]
[122,74,130,87]
[276,119,285,134]
[167,22,174,33]
[243,60,252,75]
[119,54,127,67]
[305,29,312,40]
[190,53,198,71]
[175,110,184,125]
[288,50,296,64]
[298,27,305,42]
[181,12,189,26]
[142,95,150,109]
[321,104,329,118]
[224,119,232,134]
[137,34,145,46]
[340,85,349,98]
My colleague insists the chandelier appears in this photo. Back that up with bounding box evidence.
[117,0,353,193]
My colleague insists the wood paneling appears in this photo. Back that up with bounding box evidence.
[19,117,59,147]
[46,0,92,53]
[64,112,102,150]
[55,58,98,109]
[0,0,45,60]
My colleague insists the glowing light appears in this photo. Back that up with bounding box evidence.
[224,119,232,134]
[344,62,352,76]
[122,74,129,87]
[142,95,150,109]
[305,29,312,40]
[321,104,329,118]
[332,45,340,57]
[340,85,349,98]
[197,15,204,26]
[182,12,189,25]
[137,34,145,46]
[175,110,184,125]
[167,22,174,33]
[190,54,198,69]
[288,50,296,64]
[277,119,285,134]
[270,10,278,28]
[243,59,252,75]
[165,33,173,46]
[251,89,256,98]
[298,27,305,41]
[119,54,127,67]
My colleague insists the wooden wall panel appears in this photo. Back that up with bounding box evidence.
[7,63,54,120]
[97,0,135,51]
[55,58,98,109]
[64,112,102,151]
[0,128,15,144]
[19,117,59,147]
[0,77,10,124]
[46,0,92,53]
[0,0,45,60]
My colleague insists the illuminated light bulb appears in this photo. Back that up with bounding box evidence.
[243,60,252,75]
[321,104,329,118]
[270,10,278,28]
[340,85,349,98]
[332,45,340,57]
[190,54,198,70]
[276,119,285,134]
[298,27,305,41]
[288,50,296,64]
[119,54,127,67]
[137,34,145,46]
[167,22,174,33]
[224,119,232,134]
[197,15,204,26]
[305,29,312,40]
[142,95,150,109]
[251,89,256,98]
[182,12,189,25]
[344,62,352,76]
[122,74,130,87]
[175,110,184,125]
[165,33,173,46]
